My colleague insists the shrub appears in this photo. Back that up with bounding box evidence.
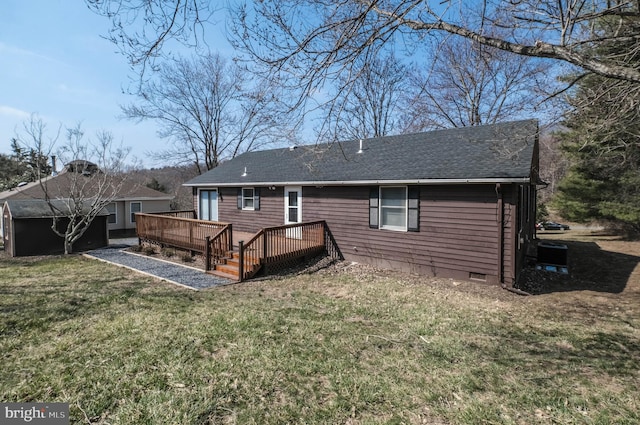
[161,248,175,258]
[180,253,195,263]
[143,245,157,256]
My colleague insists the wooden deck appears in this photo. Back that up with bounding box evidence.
[135,212,342,281]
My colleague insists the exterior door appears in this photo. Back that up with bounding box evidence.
[284,186,302,238]
[199,189,218,221]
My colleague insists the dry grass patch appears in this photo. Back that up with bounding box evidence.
[1,234,639,424]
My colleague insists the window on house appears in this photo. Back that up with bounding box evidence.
[242,188,254,210]
[106,202,117,224]
[130,202,141,223]
[380,187,407,231]
[237,188,260,211]
[370,186,419,232]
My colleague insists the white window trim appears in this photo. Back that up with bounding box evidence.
[130,201,142,224]
[242,187,255,211]
[107,202,117,224]
[379,186,408,232]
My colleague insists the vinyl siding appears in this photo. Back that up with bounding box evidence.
[196,183,523,284]
[218,187,285,231]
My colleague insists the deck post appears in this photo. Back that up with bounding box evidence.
[322,221,327,254]
[205,236,211,272]
[238,240,245,282]
[263,231,268,261]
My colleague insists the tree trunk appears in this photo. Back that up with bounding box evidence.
[64,237,74,255]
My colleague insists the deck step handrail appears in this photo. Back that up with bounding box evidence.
[238,221,339,282]
[205,224,233,271]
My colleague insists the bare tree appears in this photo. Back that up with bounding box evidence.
[88,1,640,152]
[85,0,218,82]
[537,131,570,203]
[89,1,640,86]
[402,36,551,131]
[17,116,130,254]
[318,52,410,140]
[121,52,294,174]
[230,1,640,88]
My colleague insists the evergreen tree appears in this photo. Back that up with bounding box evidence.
[555,14,640,234]
[146,177,167,193]
[0,139,51,191]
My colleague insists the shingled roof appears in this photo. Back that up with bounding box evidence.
[0,170,173,202]
[4,199,109,219]
[185,119,539,187]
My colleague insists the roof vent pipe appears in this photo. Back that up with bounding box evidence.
[357,139,363,154]
[51,155,57,176]
[241,167,247,177]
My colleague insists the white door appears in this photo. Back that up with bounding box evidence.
[199,189,218,221]
[284,186,302,238]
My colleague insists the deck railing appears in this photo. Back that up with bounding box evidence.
[204,225,233,271]
[135,212,232,254]
[135,213,342,282]
[150,210,196,219]
[237,220,342,282]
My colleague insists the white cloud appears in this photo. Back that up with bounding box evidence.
[0,105,30,119]
[0,41,66,66]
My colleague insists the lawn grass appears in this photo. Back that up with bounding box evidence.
[1,252,639,424]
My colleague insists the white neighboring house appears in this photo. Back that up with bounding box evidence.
[0,160,174,240]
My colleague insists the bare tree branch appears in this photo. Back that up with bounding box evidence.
[121,53,298,173]
[16,116,131,254]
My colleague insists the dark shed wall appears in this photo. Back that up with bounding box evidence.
[11,216,108,256]
[207,183,520,284]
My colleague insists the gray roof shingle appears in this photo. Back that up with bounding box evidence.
[185,119,539,186]
[0,171,173,202]
[4,199,109,219]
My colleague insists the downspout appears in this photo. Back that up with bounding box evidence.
[496,184,503,285]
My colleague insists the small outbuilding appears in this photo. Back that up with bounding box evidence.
[2,199,109,257]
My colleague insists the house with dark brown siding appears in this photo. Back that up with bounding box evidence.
[184,120,541,287]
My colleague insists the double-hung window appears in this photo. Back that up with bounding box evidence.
[242,188,254,210]
[237,188,260,211]
[130,202,141,223]
[106,202,117,224]
[380,187,407,231]
[370,186,419,232]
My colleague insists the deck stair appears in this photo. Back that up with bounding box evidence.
[208,251,260,280]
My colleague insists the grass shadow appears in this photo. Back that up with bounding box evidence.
[535,238,640,294]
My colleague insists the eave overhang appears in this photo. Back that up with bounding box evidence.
[184,177,531,187]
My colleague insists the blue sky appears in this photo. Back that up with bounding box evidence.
[0,0,227,167]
